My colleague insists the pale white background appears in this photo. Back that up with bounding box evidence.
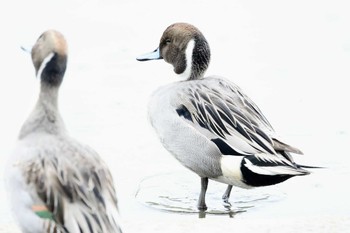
[0,0,349,232]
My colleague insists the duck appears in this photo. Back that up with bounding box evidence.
[5,30,122,232]
[137,22,314,211]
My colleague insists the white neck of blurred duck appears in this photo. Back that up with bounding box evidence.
[178,39,195,81]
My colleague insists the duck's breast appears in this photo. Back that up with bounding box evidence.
[148,82,223,178]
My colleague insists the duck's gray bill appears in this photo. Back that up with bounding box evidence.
[21,45,32,54]
[136,47,162,61]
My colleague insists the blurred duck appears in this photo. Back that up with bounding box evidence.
[6,30,122,232]
[137,22,314,210]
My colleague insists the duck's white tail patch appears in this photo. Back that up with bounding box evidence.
[218,156,251,188]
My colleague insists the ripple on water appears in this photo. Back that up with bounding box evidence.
[135,172,286,217]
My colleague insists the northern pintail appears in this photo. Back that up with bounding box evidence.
[137,22,314,210]
[5,30,122,232]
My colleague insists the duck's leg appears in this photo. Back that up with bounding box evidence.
[197,177,208,210]
[222,185,233,207]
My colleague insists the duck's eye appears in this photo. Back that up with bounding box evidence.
[165,38,171,44]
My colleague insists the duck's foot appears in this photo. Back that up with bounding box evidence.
[222,185,233,209]
[222,199,232,209]
[197,203,208,211]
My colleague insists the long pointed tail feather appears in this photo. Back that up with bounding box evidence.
[297,164,326,169]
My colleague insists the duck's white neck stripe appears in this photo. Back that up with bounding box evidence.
[37,52,55,79]
[179,39,195,80]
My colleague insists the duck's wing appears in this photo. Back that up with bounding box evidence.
[177,78,302,159]
[20,144,122,233]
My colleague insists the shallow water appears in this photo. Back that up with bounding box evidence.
[1,0,350,232]
[135,171,284,215]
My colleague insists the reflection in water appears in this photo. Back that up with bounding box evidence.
[135,172,285,218]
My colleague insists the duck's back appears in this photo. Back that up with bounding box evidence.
[148,75,274,145]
